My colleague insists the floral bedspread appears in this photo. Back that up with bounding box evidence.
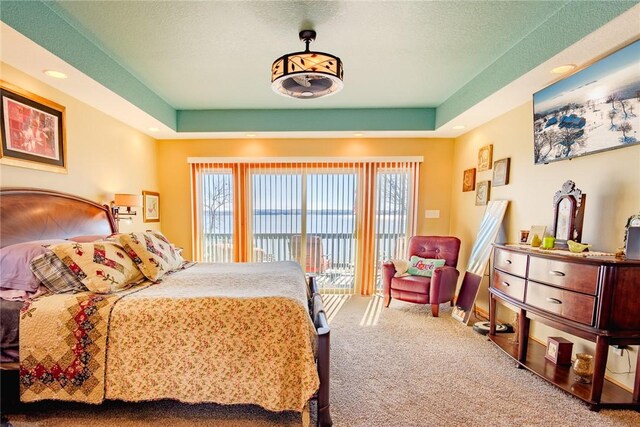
[20,261,319,412]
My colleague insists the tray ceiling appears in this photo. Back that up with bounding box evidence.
[1,1,638,136]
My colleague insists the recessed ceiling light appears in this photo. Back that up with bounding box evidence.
[452,125,465,130]
[148,127,159,132]
[551,64,577,74]
[353,132,364,137]
[43,69,67,79]
[246,133,257,137]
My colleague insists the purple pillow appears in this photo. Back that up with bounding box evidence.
[0,240,66,291]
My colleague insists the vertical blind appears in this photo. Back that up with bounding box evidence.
[190,157,421,295]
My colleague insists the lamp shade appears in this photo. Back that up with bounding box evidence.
[114,194,142,207]
[271,30,343,99]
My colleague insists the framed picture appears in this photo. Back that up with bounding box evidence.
[477,144,493,171]
[462,168,476,192]
[526,225,547,244]
[533,40,640,164]
[492,158,510,186]
[142,191,160,223]
[0,81,66,173]
[475,180,490,206]
[545,337,573,366]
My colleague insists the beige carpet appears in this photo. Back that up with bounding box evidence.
[4,296,640,426]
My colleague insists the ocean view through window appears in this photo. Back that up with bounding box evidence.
[190,158,421,295]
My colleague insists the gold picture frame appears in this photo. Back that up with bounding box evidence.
[462,168,476,192]
[142,190,160,223]
[0,81,67,173]
[477,144,493,172]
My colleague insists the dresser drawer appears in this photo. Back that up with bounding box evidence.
[528,256,599,295]
[492,269,526,301]
[525,282,595,325]
[494,248,528,277]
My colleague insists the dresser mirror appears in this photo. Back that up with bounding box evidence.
[552,180,586,249]
[625,213,640,259]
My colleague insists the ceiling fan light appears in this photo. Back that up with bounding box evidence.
[271,30,344,99]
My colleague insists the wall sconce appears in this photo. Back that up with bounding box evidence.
[111,193,142,229]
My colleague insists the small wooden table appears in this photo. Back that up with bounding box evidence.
[489,244,640,411]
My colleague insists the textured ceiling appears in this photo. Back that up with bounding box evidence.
[48,1,565,109]
[1,1,637,135]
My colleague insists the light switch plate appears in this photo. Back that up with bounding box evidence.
[425,210,440,219]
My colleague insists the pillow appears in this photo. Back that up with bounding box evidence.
[67,234,111,243]
[407,256,446,277]
[47,242,144,293]
[116,231,184,281]
[390,259,411,277]
[30,252,88,294]
[0,240,67,291]
[0,286,49,302]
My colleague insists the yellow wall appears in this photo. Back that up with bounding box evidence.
[450,101,640,390]
[0,63,160,233]
[157,137,455,260]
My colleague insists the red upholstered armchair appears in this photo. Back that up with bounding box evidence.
[382,236,461,317]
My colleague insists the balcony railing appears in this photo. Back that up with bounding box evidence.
[202,232,406,294]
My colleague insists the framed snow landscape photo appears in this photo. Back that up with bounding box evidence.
[533,40,639,165]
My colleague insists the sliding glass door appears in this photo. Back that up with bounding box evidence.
[374,169,412,293]
[250,170,302,263]
[248,167,357,294]
[305,172,357,294]
[191,158,420,296]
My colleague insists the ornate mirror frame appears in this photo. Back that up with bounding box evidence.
[552,180,586,249]
[624,213,640,250]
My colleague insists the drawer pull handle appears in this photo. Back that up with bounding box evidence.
[502,281,511,287]
[505,260,512,264]
[549,270,566,277]
[546,297,563,305]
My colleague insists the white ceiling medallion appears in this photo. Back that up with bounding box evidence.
[271,30,344,99]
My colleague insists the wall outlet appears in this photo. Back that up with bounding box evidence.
[612,345,627,356]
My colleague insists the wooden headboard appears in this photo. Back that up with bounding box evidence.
[0,188,116,248]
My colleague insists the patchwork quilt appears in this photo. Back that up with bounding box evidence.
[19,261,319,412]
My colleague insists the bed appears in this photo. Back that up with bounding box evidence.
[0,187,332,426]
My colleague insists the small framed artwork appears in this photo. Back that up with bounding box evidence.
[545,336,573,366]
[527,225,546,245]
[142,191,160,223]
[475,181,490,206]
[462,168,476,192]
[0,81,66,173]
[492,158,510,186]
[477,144,493,172]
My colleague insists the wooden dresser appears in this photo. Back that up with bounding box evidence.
[489,244,640,410]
